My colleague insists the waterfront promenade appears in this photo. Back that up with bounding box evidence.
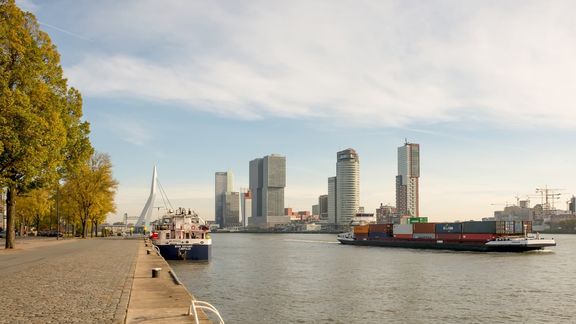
[0,237,209,323]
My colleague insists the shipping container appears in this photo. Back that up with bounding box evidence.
[408,217,429,224]
[413,223,436,233]
[435,223,462,233]
[368,232,392,239]
[393,234,413,239]
[369,224,393,233]
[462,221,497,234]
[412,233,435,239]
[461,233,496,241]
[393,224,413,235]
[436,233,461,240]
[354,233,369,240]
[353,225,370,234]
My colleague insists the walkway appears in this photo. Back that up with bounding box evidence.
[0,237,138,323]
[0,237,214,323]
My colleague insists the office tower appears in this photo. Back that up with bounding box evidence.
[249,154,289,228]
[240,189,252,227]
[336,148,360,225]
[312,204,320,216]
[224,191,240,227]
[328,177,337,224]
[215,171,234,227]
[396,141,420,216]
[319,195,328,220]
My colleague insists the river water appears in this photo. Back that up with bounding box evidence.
[170,233,576,323]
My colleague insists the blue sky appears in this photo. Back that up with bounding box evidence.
[18,0,576,222]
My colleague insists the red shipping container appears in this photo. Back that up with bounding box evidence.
[461,233,495,241]
[394,234,412,239]
[413,223,436,233]
[369,224,393,233]
[436,233,461,240]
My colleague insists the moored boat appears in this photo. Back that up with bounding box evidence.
[150,207,212,261]
[337,221,556,252]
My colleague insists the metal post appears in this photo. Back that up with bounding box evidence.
[56,182,60,240]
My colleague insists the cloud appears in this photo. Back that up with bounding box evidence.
[106,118,151,146]
[63,0,576,128]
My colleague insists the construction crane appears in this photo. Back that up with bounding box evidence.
[535,186,563,214]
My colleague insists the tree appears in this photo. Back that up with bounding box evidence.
[15,187,50,234]
[62,152,118,238]
[0,0,92,248]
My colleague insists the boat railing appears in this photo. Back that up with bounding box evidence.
[188,300,225,324]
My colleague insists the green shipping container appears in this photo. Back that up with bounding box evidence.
[409,217,429,224]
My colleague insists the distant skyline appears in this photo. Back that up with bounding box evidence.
[17,0,576,222]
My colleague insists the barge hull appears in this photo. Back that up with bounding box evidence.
[338,238,545,252]
[157,244,211,260]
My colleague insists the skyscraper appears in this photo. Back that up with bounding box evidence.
[224,191,240,227]
[328,177,337,224]
[396,141,420,216]
[319,194,328,221]
[336,149,360,225]
[249,154,290,228]
[215,171,234,227]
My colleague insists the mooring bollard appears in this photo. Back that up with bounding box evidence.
[152,268,162,278]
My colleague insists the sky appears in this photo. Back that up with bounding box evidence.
[17,0,576,223]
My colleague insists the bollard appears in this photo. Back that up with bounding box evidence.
[147,249,151,255]
[152,268,162,278]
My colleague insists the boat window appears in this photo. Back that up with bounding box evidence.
[186,233,190,239]
[165,233,170,239]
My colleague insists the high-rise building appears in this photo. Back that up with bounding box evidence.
[336,149,360,225]
[224,191,240,227]
[328,177,337,224]
[396,141,420,216]
[240,189,252,227]
[249,154,290,228]
[312,204,320,216]
[376,203,398,224]
[215,171,234,227]
[318,195,328,220]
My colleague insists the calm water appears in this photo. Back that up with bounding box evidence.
[170,233,576,323]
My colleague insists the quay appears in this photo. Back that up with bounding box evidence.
[0,237,212,323]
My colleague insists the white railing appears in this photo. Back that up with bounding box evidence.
[188,300,225,324]
[152,244,161,256]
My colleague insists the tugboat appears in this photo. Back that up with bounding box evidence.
[150,208,211,261]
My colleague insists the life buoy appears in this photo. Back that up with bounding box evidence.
[191,225,196,230]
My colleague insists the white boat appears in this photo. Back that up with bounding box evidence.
[138,166,212,261]
[150,208,212,261]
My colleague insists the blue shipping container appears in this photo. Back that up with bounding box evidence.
[368,232,392,239]
[435,223,462,233]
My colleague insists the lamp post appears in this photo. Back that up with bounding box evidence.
[56,180,61,240]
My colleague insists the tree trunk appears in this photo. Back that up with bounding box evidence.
[5,186,16,249]
[81,217,87,238]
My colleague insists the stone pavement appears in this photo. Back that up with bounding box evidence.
[125,242,211,323]
[0,237,138,323]
[0,237,214,324]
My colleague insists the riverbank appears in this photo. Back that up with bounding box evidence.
[126,240,211,323]
[0,237,211,323]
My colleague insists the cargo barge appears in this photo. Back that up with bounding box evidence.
[337,221,556,252]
